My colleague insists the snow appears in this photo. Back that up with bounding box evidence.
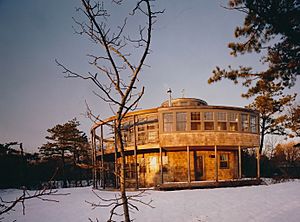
[1,181,300,222]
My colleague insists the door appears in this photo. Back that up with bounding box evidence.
[194,152,204,181]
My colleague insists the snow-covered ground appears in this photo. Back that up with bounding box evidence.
[1,180,300,222]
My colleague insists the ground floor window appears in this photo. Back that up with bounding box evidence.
[125,163,137,179]
[219,153,229,169]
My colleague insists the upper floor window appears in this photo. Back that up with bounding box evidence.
[217,112,227,130]
[204,112,214,130]
[228,113,238,131]
[250,115,258,133]
[163,113,173,132]
[241,114,249,132]
[191,112,201,130]
[137,125,146,144]
[176,112,187,131]
[204,112,213,120]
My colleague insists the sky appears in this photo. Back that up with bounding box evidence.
[0,0,299,153]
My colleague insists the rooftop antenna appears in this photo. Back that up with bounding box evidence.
[167,88,172,107]
[181,89,185,98]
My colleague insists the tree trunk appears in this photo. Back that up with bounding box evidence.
[116,125,130,222]
[61,149,67,188]
[259,118,266,154]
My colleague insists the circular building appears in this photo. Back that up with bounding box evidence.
[91,98,260,189]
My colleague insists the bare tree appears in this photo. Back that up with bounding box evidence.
[263,135,280,159]
[56,0,162,221]
[86,189,154,222]
[0,170,69,221]
[0,187,68,219]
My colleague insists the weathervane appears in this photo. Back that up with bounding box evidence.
[167,88,172,107]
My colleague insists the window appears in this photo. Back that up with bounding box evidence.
[217,112,227,130]
[219,154,229,169]
[139,158,146,173]
[204,112,213,120]
[250,115,258,133]
[147,118,158,142]
[137,125,146,144]
[204,112,214,130]
[125,163,136,179]
[176,112,187,131]
[191,112,201,130]
[228,113,238,131]
[241,114,249,132]
[148,131,158,142]
[122,120,134,145]
[163,113,173,132]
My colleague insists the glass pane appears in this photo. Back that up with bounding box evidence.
[204,112,213,120]
[204,122,214,130]
[176,112,187,131]
[138,125,145,131]
[138,132,146,142]
[219,154,229,169]
[217,112,226,121]
[177,122,187,131]
[191,112,201,120]
[163,113,173,122]
[250,115,257,133]
[229,122,238,131]
[163,113,173,132]
[148,131,158,141]
[217,122,227,130]
[241,114,249,132]
[147,124,156,130]
[228,113,238,122]
[176,112,187,121]
[191,122,201,130]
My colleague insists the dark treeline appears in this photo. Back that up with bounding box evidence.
[0,143,92,189]
[242,141,300,179]
[1,119,93,189]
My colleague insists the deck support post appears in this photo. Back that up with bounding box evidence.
[133,115,139,190]
[187,146,191,183]
[214,145,218,182]
[100,125,105,189]
[91,129,97,189]
[238,145,242,179]
[159,147,163,185]
[113,120,118,189]
[256,146,260,180]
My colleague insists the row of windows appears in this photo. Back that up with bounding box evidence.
[123,153,229,179]
[122,115,159,145]
[163,111,258,133]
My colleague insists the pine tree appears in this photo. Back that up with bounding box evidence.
[39,119,89,187]
[208,0,299,153]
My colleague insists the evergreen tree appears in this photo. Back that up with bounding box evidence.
[39,119,90,186]
[285,104,300,138]
[208,0,299,153]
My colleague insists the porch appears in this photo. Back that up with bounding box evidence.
[156,178,262,191]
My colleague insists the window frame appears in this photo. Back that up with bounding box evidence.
[191,111,201,131]
[204,111,214,130]
[219,153,229,169]
[241,113,249,132]
[250,115,258,133]
[228,112,238,131]
[176,112,187,131]
[163,112,173,132]
[217,112,227,131]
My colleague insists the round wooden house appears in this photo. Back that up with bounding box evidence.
[91,98,260,189]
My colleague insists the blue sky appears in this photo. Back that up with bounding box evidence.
[1,0,299,152]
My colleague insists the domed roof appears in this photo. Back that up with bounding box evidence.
[160,98,208,107]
